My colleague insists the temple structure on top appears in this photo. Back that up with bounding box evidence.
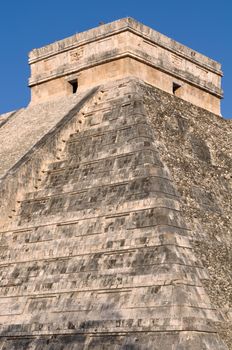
[28,17,223,114]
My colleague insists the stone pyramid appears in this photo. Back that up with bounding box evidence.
[0,19,231,349]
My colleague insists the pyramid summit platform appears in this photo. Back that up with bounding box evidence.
[28,17,223,114]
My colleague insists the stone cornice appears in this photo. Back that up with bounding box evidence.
[28,18,222,76]
[28,52,223,98]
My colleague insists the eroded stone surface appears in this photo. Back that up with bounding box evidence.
[143,82,232,348]
[0,78,230,349]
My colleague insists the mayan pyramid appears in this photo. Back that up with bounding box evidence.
[0,18,231,349]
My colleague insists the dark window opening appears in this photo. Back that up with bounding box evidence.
[173,82,181,94]
[69,79,78,94]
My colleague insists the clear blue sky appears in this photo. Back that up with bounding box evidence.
[0,0,231,118]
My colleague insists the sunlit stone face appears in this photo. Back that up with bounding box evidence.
[28,18,222,115]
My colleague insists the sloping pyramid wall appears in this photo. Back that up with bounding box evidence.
[0,78,229,349]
